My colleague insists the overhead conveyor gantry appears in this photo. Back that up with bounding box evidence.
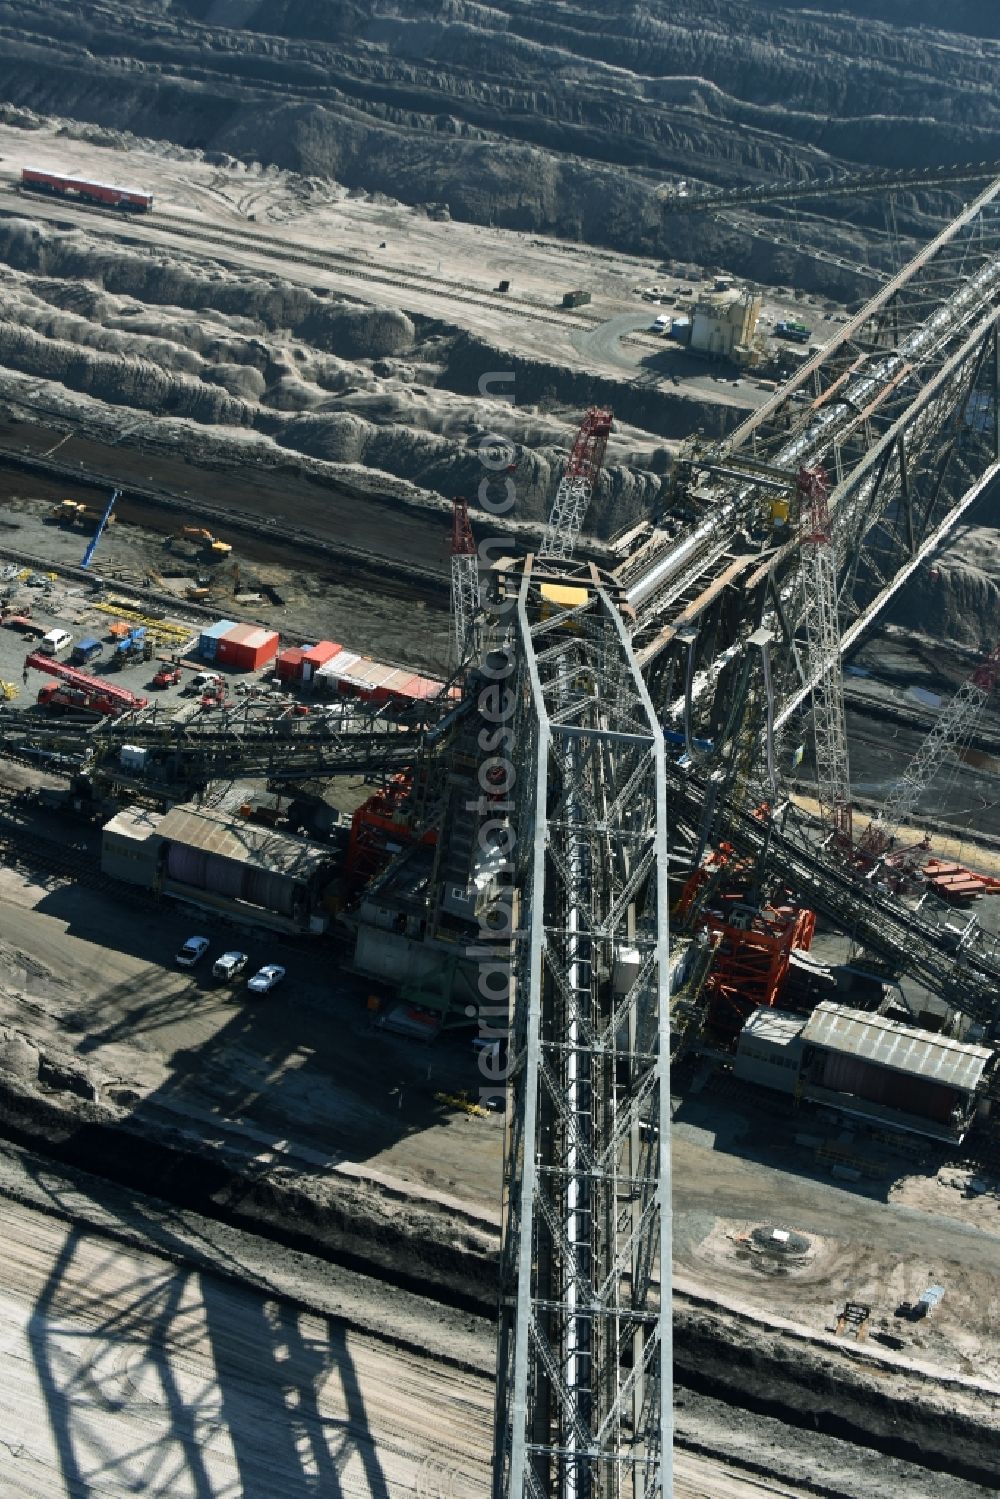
[494,564,671,1498]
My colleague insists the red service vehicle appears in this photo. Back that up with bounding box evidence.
[21,166,154,214]
[3,615,43,639]
[38,682,126,717]
[152,667,182,688]
[26,651,147,717]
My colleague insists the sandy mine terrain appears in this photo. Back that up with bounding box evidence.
[0,824,996,1493]
[0,23,997,1493]
[0,115,825,550]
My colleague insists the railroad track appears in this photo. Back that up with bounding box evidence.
[3,190,601,333]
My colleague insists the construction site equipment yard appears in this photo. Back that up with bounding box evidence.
[0,54,998,1499]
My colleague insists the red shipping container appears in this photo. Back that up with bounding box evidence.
[276,647,305,681]
[217,626,279,673]
[301,641,341,684]
[302,641,341,667]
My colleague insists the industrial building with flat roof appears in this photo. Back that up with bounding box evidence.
[735,1000,998,1142]
[102,802,335,932]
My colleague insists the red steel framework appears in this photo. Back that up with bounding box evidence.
[677,850,816,1036]
[701,898,816,1034]
[344,772,437,894]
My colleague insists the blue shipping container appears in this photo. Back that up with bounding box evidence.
[199,619,236,660]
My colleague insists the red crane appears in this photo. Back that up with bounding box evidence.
[450,496,481,665]
[25,653,148,716]
[539,406,614,562]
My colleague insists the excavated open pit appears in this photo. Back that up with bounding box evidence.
[0,5,998,1494]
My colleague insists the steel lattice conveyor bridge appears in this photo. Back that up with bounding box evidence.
[493,563,671,1498]
[498,178,1000,1499]
[0,693,440,794]
[620,175,1000,714]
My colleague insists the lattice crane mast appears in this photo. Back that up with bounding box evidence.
[450,495,481,666]
[540,406,613,563]
[797,465,853,850]
[858,643,1000,863]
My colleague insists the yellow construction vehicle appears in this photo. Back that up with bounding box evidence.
[53,499,86,526]
[54,498,116,529]
[178,526,232,559]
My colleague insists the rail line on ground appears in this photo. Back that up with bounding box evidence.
[3,188,603,333]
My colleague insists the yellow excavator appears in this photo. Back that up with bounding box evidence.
[176,526,232,560]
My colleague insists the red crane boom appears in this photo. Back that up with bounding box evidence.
[25,653,148,715]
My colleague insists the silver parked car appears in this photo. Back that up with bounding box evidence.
[247,964,285,994]
[176,936,210,968]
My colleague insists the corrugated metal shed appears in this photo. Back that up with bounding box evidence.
[801,1002,994,1094]
[157,804,330,880]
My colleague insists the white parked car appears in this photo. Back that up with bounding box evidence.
[247,964,285,994]
[176,935,210,968]
[212,950,248,982]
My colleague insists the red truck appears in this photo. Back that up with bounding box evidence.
[3,615,43,640]
[37,682,142,717]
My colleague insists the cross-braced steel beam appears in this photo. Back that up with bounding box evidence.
[623,175,1000,700]
[494,565,671,1499]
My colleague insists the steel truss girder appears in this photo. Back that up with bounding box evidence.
[668,764,1000,1025]
[542,476,594,564]
[771,317,1000,729]
[0,694,433,789]
[452,552,483,669]
[625,178,1000,665]
[495,568,671,1499]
